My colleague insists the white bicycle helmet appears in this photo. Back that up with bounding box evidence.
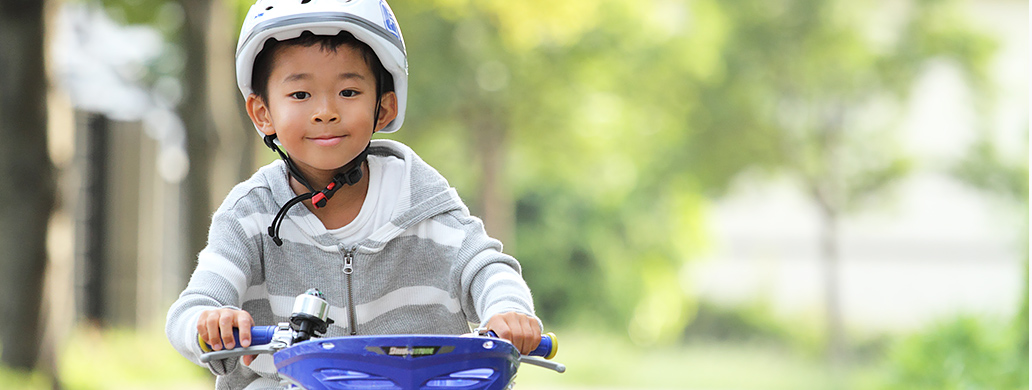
[236,0,408,134]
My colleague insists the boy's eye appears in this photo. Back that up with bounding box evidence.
[340,90,358,98]
[290,91,310,99]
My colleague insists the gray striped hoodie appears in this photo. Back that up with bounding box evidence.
[166,139,537,389]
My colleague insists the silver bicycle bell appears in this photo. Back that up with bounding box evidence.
[290,288,334,343]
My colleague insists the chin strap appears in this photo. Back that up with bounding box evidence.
[263,135,369,246]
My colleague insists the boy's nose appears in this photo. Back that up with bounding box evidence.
[311,103,340,124]
[312,111,340,124]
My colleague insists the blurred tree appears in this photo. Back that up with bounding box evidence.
[952,128,1029,384]
[176,0,219,284]
[676,0,995,362]
[0,0,54,370]
[390,0,713,344]
[97,0,255,285]
[389,0,992,351]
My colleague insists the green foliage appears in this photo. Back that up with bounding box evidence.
[682,301,825,354]
[386,0,712,344]
[94,0,182,37]
[685,0,994,201]
[953,136,1030,204]
[384,0,999,345]
[875,316,1028,390]
[949,123,1028,388]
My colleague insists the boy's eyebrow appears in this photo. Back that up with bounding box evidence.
[282,72,366,83]
[283,73,312,83]
[338,72,366,80]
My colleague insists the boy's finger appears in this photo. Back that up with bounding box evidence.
[219,314,237,349]
[196,312,210,344]
[243,355,256,366]
[520,317,535,354]
[521,316,540,354]
[237,312,253,348]
[206,313,223,350]
[490,319,512,342]
[507,317,525,353]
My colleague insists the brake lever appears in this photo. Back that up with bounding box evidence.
[520,356,566,373]
[199,343,282,363]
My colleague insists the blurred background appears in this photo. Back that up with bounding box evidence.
[0,0,1026,388]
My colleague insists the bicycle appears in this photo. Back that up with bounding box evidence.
[199,289,565,389]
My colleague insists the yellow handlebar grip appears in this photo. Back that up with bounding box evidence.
[199,334,213,353]
[544,332,559,360]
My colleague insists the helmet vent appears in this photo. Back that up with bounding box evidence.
[301,0,311,4]
[265,6,273,10]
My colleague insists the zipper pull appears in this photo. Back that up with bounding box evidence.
[342,247,355,274]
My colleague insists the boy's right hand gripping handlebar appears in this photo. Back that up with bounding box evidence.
[198,324,293,363]
[198,325,279,353]
[199,288,334,363]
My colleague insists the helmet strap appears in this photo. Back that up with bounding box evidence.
[372,67,386,135]
[263,134,370,246]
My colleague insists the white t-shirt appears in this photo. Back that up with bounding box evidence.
[326,154,404,246]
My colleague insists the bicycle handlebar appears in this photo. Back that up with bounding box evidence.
[200,327,558,359]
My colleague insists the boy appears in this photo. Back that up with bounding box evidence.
[165,1,541,388]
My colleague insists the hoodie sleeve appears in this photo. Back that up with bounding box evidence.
[452,210,541,329]
[165,207,262,375]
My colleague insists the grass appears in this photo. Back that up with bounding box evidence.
[4,324,214,390]
[0,366,52,389]
[515,329,854,390]
[59,325,213,390]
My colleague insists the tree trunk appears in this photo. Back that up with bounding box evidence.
[816,104,846,370]
[209,1,256,195]
[0,0,54,370]
[178,0,217,280]
[818,199,844,366]
[475,113,514,250]
[81,115,109,324]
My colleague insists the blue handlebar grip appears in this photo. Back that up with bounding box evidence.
[199,326,277,352]
[485,331,558,359]
[530,332,559,359]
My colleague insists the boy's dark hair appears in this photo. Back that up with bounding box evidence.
[251,30,394,103]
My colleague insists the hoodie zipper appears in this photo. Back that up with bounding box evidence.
[342,246,358,335]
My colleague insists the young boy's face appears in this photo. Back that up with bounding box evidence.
[247,43,396,175]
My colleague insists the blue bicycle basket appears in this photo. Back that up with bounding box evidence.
[273,335,520,390]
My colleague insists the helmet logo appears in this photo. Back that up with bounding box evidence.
[380,0,401,40]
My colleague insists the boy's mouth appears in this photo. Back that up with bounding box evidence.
[308,135,345,146]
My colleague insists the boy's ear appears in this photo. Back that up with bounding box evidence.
[374,91,398,133]
[246,94,276,136]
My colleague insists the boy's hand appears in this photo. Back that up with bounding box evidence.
[197,308,258,365]
[485,312,541,355]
